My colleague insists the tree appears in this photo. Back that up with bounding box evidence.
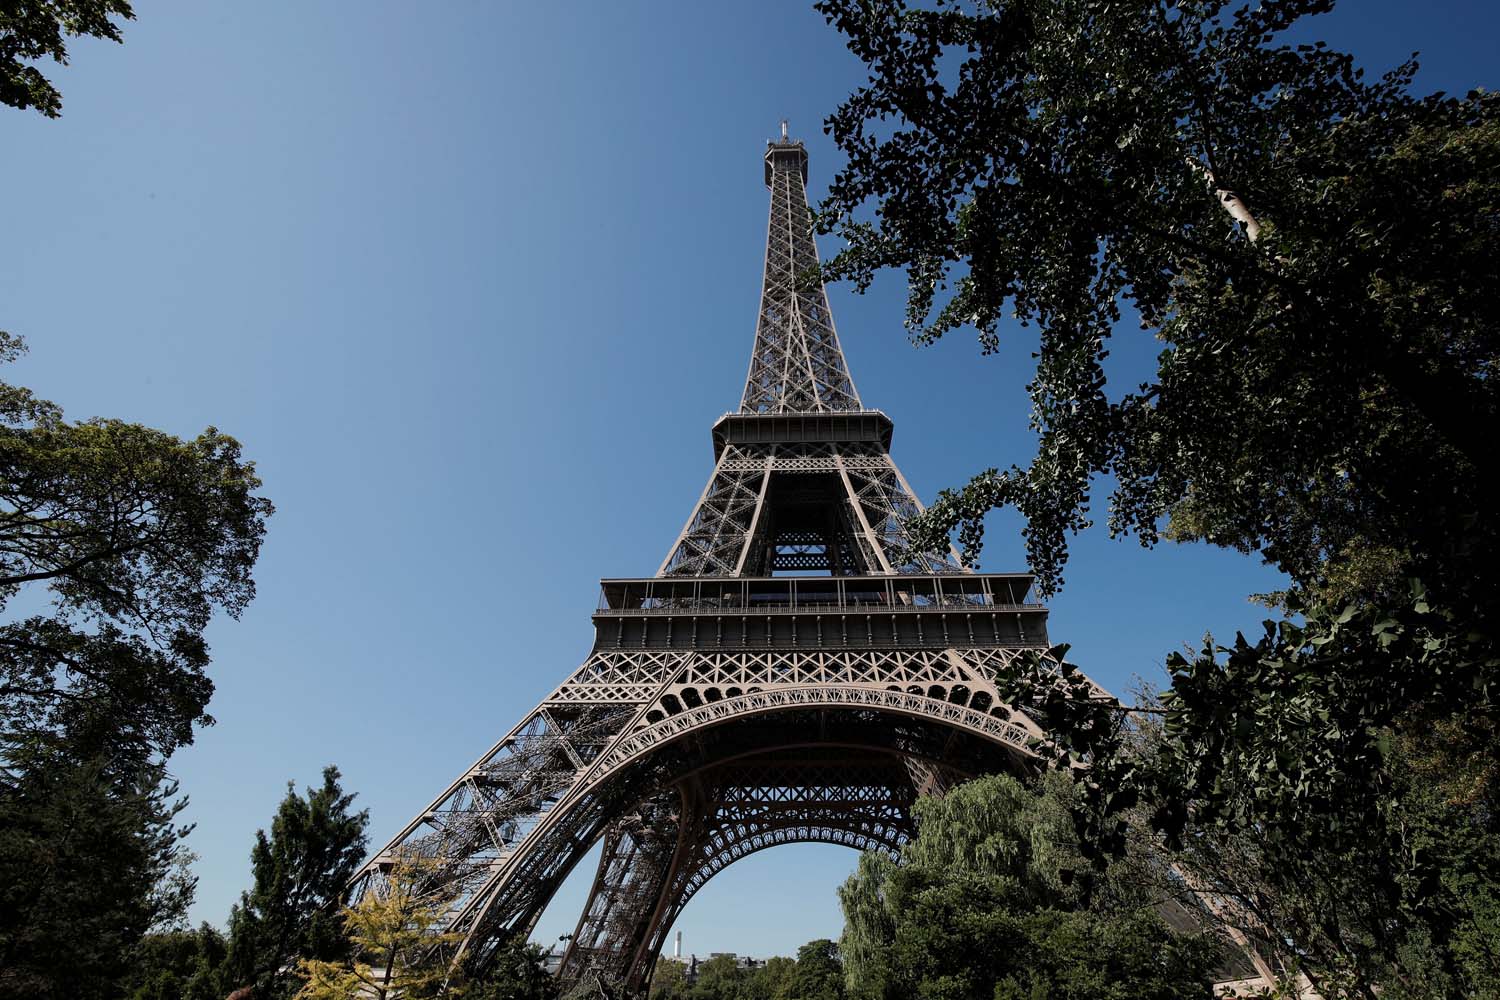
[120,923,228,1000]
[465,936,559,1000]
[747,956,794,1000]
[295,856,555,1000]
[995,629,1500,996]
[2,332,273,762]
[648,958,689,1000]
[813,3,1499,993]
[0,330,269,995]
[812,0,1498,664]
[1179,733,1500,999]
[816,0,1496,603]
[4,6,271,991]
[295,857,460,1000]
[222,766,369,999]
[687,955,747,1000]
[787,940,844,1000]
[1,0,134,116]
[0,733,193,1000]
[839,773,1218,1000]
[1150,619,1500,997]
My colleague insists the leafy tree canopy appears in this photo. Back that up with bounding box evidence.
[786,940,845,1000]
[814,0,1497,615]
[295,856,460,1000]
[839,772,1218,1000]
[998,619,1500,995]
[0,0,133,116]
[297,855,556,1000]
[812,4,1500,990]
[649,958,689,999]
[2,333,274,762]
[647,939,847,1000]
[119,923,228,1000]
[1,332,269,999]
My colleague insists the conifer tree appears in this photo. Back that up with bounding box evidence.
[221,766,368,999]
[0,734,193,1000]
[121,923,228,1000]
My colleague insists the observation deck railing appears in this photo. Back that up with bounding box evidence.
[598,573,1042,616]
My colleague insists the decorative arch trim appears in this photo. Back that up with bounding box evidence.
[584,685,1036,797]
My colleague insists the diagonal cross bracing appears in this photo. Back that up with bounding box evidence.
[740,142,861,414]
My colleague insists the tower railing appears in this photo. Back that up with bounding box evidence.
[598,573,1039,613]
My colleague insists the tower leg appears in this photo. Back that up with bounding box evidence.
[557,750,923,995]
[557,787,690,987]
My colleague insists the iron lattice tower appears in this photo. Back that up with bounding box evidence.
[349,132,1094,994]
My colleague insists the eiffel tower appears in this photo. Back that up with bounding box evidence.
[350,127,1075,994]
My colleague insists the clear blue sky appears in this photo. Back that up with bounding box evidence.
[2,0,1494,961]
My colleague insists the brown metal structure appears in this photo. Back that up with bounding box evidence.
[349,130,1103,994]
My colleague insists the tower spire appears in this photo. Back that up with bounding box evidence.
[740,137,861,413]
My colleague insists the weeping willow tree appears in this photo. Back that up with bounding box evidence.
[839,773,1217,1000]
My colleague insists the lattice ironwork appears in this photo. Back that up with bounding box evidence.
[560,750,918,985]
[348,132,1105,997]
[659,441,963,578]
[658,446,772,577]
[740,138,860,414]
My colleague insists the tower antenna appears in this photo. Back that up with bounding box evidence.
[780,119,788,142]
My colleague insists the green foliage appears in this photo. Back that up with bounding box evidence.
[815,5,1500,994]
[989,598,1500,995]
[647,941,846,1000]
[293,853,556,1000]
[120,924,228,1000]
[905,770,1085,904]
[690,955,755,1000]
[839,773,1217,1000]
[466,936,559,1000]
[0,0,133,116]
[0,736,193,1000]
[0,334,270,999]
[786,940,844,1000]
[223,766,369,1000]
[649,958,690,999]
[811,0,1500,787]
[2,332,274,762]
[1154,588,1496,840]
[816,0,1497,604]
[295,856,461,1000]
[750,956,795,1000]
[1153,602,1500,996]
